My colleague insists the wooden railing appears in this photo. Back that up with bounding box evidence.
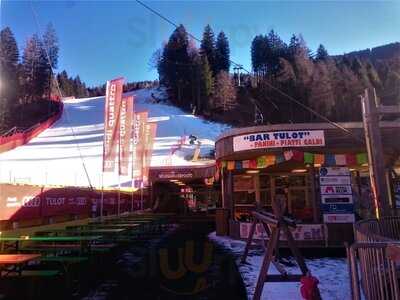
[347,217,400,300]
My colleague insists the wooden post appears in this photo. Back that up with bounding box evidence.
[361,88,391,217]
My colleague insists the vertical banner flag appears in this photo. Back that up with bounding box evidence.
[142,122,157,186]
[132,111,148,186]
[119,95,134,176]
[103,77,124,172]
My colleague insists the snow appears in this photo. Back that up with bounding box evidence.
[0,88,230,188]
[208,232,351,300]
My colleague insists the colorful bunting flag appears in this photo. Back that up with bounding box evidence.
[227,161,235,170]
[335,154,346,166]
[249,159,257,169]
[276,154,285,164]
[325,154,336,166]
[220,152,368,171]
[314,154,325,165]
[284,150,294,161]
[242,160,250,169]
[304,152,314,164]
[257,156,267,168]
[357,153,368,165]
[346,154,357,165]
[265,155,276,166]
[292,150,304,162]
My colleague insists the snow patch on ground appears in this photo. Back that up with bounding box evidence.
[0,87,230,188]
[208,232,351,300]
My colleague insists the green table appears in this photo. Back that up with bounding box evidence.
[38,228,126,235]
[68,224,141,230]
[0,236,102,253]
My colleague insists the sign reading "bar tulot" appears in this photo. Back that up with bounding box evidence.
[233,130,325,152]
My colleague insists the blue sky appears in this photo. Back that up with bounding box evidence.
[1,1,399,87]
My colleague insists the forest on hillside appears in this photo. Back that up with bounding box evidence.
[154,24,400,126]
[0,25,158,132]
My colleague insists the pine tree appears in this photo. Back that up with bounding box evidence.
[215,31,230,74]
[199,55,213,112]
[0,27,19,127]
[200,24,216,75]
[212,71,236,111]
[251,35,269,78]
[316,44,329,60]
[42,23,59,99]
[22,34,48,102]
[160,24,192,108]
[266,30,287,76]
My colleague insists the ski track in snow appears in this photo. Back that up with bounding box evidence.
[0,88,230,188]
[208,232,352,300]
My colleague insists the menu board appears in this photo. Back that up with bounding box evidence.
[319,167,355,223]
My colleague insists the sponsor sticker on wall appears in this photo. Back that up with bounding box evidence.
[319,166,355,223]
[239,223,324,240]
[323,214,355,224]
[233,130,325,152]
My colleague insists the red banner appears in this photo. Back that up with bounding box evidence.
[0,184,142,221]
[103,77,124,172]
[143,122,157,186]
[119,95,134,176]
[132,111,148,186]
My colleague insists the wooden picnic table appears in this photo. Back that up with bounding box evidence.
[37,228,127,236]
[0,254,41,277]
[68,224,141,230]
[0,236,102,253]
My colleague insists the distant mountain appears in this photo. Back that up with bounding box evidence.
[334,42,400,63]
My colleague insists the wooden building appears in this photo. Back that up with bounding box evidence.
[148,164,220,214]
[215,122,400,246]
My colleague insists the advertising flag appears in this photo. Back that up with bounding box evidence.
[119,95,134,176]
[103,77,124,172]
[142,122,157,186]
[132,111,148,186]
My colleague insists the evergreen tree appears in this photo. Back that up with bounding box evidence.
[200,24,216,75]
[0,27,19,127]
[42,23,59,98]
[316,44,329,60]
[212,71,236,111]
[160,24,192,108]
[21,34,48,102]
[215,31,230,74]
[251,35,269,78]
[199,55,213,112]
[266,30,287,76]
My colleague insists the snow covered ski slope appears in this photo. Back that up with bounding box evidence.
[0,88,229,188]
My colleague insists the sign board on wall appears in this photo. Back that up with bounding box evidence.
[323,214,355,223]
[321,203,355,213]
[319,166,355,223]
[239,222,324,241]
[319,167,350,177]
[233,130,325,152]
[321,195,353,204]
[319,176,351,186]
[321,185,352,195]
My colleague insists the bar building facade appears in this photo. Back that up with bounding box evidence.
[215,122,400,246]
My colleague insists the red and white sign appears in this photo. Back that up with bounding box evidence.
[321,185,352,195]
[119,95,134,176]
[239,223,324,240]
[132,111,148,184]
[103,77,124,172]
[142,122,157,185]
[323,214,355,223]
[233,130,325,152]
[319,176,351,186]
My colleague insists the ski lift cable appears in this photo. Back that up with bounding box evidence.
[135,0,364,144]
[29,1,94,189]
